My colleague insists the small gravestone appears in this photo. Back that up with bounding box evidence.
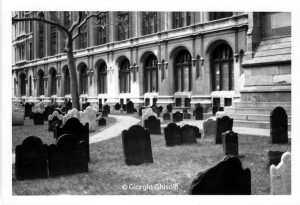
[203,117,217,138]
[98,117,106,126]
[215,116,233,144]
[12,107,25,126]
[33,112,44,125]
[173,111,183,123]
[212,105,219,116]
[167,104,172,113]
[192,126,201,138]
[114,103,121,110]
[144,115,161,134]
[103,104,110,114]
[121,104,127,111]
[120,108,124,114]
[80,106,97,132]
[66,101,72,112]
[183,111,192,119]
[62,108,80,124]
[54,108,64,115]
[222,131,238,156]
[139,107,145,117]
[195,105,203,120]
[270,152,291,195]
[15,136,48,179]
[189,156,251,195]
[82,102,90,111]
[162,107,168,115]
[102,110,108,117]
[126,101,134,114]
[164,123,182,146]
[48,111,63,132]
[158,106,163,113]
[152,106,160,117]
[24,103,33,118]
[180,124,197,144]
[43,106,55,121]
[122,125,153,165]
[163,112,171,121]
[141,108,157,127]
[133,108,137,113]
[98,103,103,110]
[48,134,89,177]
[270,107,288,144]
[268,151,284,168]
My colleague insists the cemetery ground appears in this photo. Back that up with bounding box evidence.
[12,116,291,195]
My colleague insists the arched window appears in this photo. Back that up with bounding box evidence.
[20,73,26,96]
[119,59,130,93]
[211,44,234,91]
[29,76,32,96]
[80,65,88,94]
[64,68,70,95]
[50,69,57,95]
[174,50,192,92]
[98,62,107,94]
[144,55,158,93]
[38,71,44,96]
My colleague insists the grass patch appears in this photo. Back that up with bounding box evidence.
[12,124,291,195]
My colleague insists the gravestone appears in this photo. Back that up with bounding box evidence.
[126,101,134,114]
[152,106,160,117]
[35,102,45,113]
[162,107,168,115]
[33,112,44,125]
[121,104,127,111]
[133,108,137,113]
[48,111,63,132]
[141,108,157,127]
[163,112,171,121]
[54,108,64,115]
[114,103,121,110]
[62,108,80,124]
[15,136,48,179]
[268,151,284,168]
[144,115,161,134]
[43,106,55,121]
[98,103,103,110]
[61,106,66,113]
[222,131,238,156]
[139,107,145,117]
[98,117,106,126]
[119,108,124,114]
[212,105,219,116]
[166,104,173,113]
[195,105,203,120]
[270,152,291,195]
[48,134,89,177]
[12,107,25,126]
[180,124,197,144]
[80,106,97,132]
[66,100,72,113]
[189,156,251,195]
[158,106,163,113]
[215,116,233,144]
[203,117,217,138]
[173,111,183,123]
[82,102,90,111]
[192,126,201,139]
[24,103,33,118]
[270,107,288,144]
[103,104,110,114]
[102,110,108,117]
[183,111,192,119]
[122,125,153,165]
[164,123,182,146]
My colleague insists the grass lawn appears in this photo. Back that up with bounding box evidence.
[12,117,291,195]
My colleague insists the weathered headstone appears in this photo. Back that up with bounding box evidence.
[189,156,251,195]
[141,108,157,127]
[126,101,134,114]
[203,117,217,138]
[103,104,110,114]
[102,110,108,117]
[98,117,106,126]
[12,107,25,126]
[164,123,182,146]
[215,116,233,144]
[270,152,291,195]
[163,112,171,121]
[48,134,89,177]
[152,106,160,117]
[114,103,121,110]
[183,111,192,119]
[180,124,197,144]
[195,105,203,120]
[268,151,285,168]
[222,131,238,156]
[33,112,44,125]
[62,108,80,124]
[48,111,63,132]
[166,104,173,113]
[173,111,183,123]
[24,103,33,118]
[43,106,55,121]
[144,115,161,134]
[80,106,97,132]
[15,136,48,179]
[270,107,288,144]
[122,125,153,165]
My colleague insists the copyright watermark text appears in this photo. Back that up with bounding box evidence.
[122,183,178,191]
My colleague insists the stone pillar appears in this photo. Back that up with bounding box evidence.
[203,12,210,22]
[245,12,262,60]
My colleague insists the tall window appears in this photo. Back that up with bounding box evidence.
[174,50,192,92]
[20,73,26,96]
[211,44,234,91]
[119,59,130,93]
[80,65,88,94]
[64,68,71,95]
[39,23,44,58]
[79,12,87,49]
[209,12,233,21]
[117,12,129,41]
[29,76,32,96]
[142,12,158,35]
[50,69,57,95]
[50,25,57,56]
[29,42,33,60]
[186,12,192,26]
[98,62,107,94]
[18,45,25,61]
[144,55,158,93]
[64,11,71,29]
[38,71,44,96]
[95,12,107,45]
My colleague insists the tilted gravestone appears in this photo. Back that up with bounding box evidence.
[222,131,238,156]
[114,103,121,110]
[144,115,161,134]
[270,106,288,144]
[54,117,90,161]
[194,105,203,120]
[48,134,89,177]
[163,112,171,121]
[152,106,160,117]
[48,111,63,132]
[215,116,233,144]
[122,125,153,165]
[126,101,134,114]
[24,103,33,118]
[189,156,251,195]
[15,136,48,179]
[98,117,106,126]
[121,104,127,111]
[141,108,157,127]
[180,124,197,144]
[166,104,173,113]
[270,152,291,195]
[203,117,217,138]
[268,151,284,168]
[173,111,183,123]
[33,112,44,125]
[66,101,72,113]
[164,123,182,146]
[103,104,110,114]
[80,106,97,132]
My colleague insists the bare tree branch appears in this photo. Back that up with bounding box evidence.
[69,12,83,33]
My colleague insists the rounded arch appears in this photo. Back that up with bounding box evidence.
[118,57,131,93]
[37,69,45,96]
[29,75,32,97]
[62,65,70,96]
[142,53,159,93]
[139,50,157,64]
[19,72,27,97]
[205,39,233,56]
[169,45,192,61]
[78,62,88,94]
[49,67,57,96]
[115,55,130,67]
[95,59,107,94]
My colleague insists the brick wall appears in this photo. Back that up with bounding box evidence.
[261,12,291,39]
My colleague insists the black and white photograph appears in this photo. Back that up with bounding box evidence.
[1,0,300,204]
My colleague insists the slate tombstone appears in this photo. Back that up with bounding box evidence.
[66,100,72,113]
[189,156,251,195]
[103,104,110,114]
[33,112,44,125]
[98,117,106,126]
[163,112,171,121]
[270,106,288,144]
[268,151,284,168]
[126,101,134,114]
[15,136,48,179]
[215,116,233,144]
[203,117,217,138]
[121,104,127,111]
[144,115,161,134]
[141,108,157,127]
[180,124,197,144]
[166,104,172,113]
[222,131,238,156]
[194,105,203,120]
[164,123,182,146]
[122,125,153,165]
[24,103,33,118]
[48,134,89,177]
[114,103,121,110]
[152,106,160,117]
[173,111,183,123]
